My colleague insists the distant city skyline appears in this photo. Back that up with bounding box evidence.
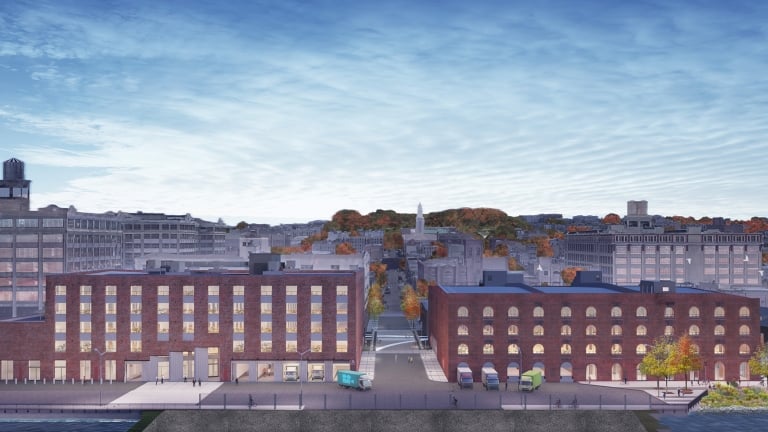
[1,1,767,225]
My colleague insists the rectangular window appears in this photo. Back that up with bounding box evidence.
[311,303,322,314]
[260,341,272,353]
[105,303,116,314]
[286,341,297,353]
[183,322,194,334]
[1,360,14,380]
[336,322,347,333]
[208,302,219,314]
[261,303,272,314]
[233,341,244,353]
[261,321,272,333]
[54,341,66,352]
[286,285,297,296]
[158,321,169,334]
[106,341,116,353]
[55,285,67,296]
[208,285,219,296]
[208,321,219,333]
[55,303,66,314]
[28,360,41,381]
[55,322,66,333]
[233,321,244,333]
[79,303,91,315]
[80,341,92,352]
[131,321,142,333]
[183,303,194,314]
[311,322,322,333]
[336,285,348,296]
[130,286,142,296]
[261,285,272,296]
[54,360,66,380]
[130,340,142,353]
[311,341,322,353]
[286,321,297,333]
[130,303,142,314]
[106,321,116,333]
[183,285,194,296]
[336,341,348,353]
[105,285,116,296]
[286,303,297,314]
[80,285,92,296]
[79,322,92,333]
[158,286,169,296]
[233,285,245,296]
[311,285,322,296]
[157,303,169,315]
[233,302,244,314]
[337,303,348,315]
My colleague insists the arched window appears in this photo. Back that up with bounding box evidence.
[610,306,622,318]
[714,344,725,355]
[636,344,647,355]
[561,344,572,355]
[691,343,700,354]
[664,306,674,318]
[533,306,544,318]
[561,306,572,318]
[586,306,597,318]
[507,306,519,318]
[457,325,469,336]
[740,362,750,381]
[636,325,647,336]
[586,325,597,336]
[689,306,700,318]
[611,344,622,355]
[714,325,725,336]
[739,325,750,336]
[714,306,725,318]
[457,306,469,318]
[458,344,469,355]
[561,325,572,336]
[483,325,494,336]
[533,344,544,354]
[664,326,674,336]
[636,306,647,317]
[688,325,699,336]
[508,344,519,354]
[739,306,750,318]
[483,306,494,318]
[611,325,622,336]
[739,344,750,355]
[636,363,646,381]
[483,343,494,355]
[533,325,544,336]
[508,324,519,336]
[586,344,597,354]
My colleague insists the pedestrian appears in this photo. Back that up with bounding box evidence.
[452,396,458,407]
[235,378,239,385]
[505,380,508,391]
[623,375,627,385]
[161,376,164,384]
[184,376,187,383]
[663,392,666,400]
[677,388,681,397]
[248,394,253,409]
[192,377,196,386]
[155,376,158,385]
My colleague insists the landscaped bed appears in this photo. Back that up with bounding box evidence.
[700,384,768,410]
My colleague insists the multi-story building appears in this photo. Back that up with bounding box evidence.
[564,201,762,288]
[0,268,364,383]
[428,277,761,385]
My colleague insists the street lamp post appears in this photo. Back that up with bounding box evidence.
[93,348,106,384]
[299,349,310,408]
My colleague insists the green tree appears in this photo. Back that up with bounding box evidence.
[749,344,768,387]
[640,336,678,394]
[366,296,385,319]
[235,221,249,230]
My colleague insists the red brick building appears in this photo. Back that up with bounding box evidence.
[428,282,761,385]
[0,269,365,383]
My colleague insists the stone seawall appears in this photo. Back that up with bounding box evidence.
[143,410,648,432]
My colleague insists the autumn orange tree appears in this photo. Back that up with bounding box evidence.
[670,335,701,390]
[400,284,421,325]
[507,257,524,271]
[602,213,621,224]
[533,237,554,258]
[416,279,431,297]
[370,262,388,286]
[432,241,447,258]
[335,242,356,255]
[560,267,583,285]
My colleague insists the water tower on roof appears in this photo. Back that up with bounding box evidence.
[0,158,32,212]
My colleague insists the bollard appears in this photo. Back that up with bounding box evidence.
[374,393,377,409]
[524,393,527,410]
[549,394,552,410]
[274,393,277,410]
[599,394,602,410]
[624,394,627,410]
[324,394,327,410]
[224,394,226,410]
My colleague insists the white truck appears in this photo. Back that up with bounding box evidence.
[481,367,500,390]
[457,366,473,389]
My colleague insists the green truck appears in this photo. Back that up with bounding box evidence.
[519,370,542,392]
[336,370,372,390]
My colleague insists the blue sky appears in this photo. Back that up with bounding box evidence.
[1,0,766,225]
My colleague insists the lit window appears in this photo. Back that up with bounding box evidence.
[507,306,519,318]
[208,321,219,333]
[532,344,544,354]
[130,303,142,314]
[533,325,544,336]
[158,322,169,334]
[106,340,116,352]
[483,325,494,336]
[233,322,244,333]
[586,325,597,336]
[561,306,572,318]
[55,285,66,296]
[311,303,322,314]
[261,322,272,333]
[80,285,92,296]
[261,341,272,353]
[586,306,597,318]
[458,344,469,355]
[233,285,245,296]
[664,307,674,318]
[158,286,169,296]
[80,341,92,352]
[311,285,322,296]
[208,303,219,314]
[157,303,169,315]
[55,322,66,333]
[586,344,597,354]
[286,303,297,314]
[54,341,66,352]
[664,326,674,336]
[311,322,322,333]
[689,306,700,318]
[183,303,194,314]
[483,306,494,318]
[233,341,244,353]
[739,325,750,336]
[233,302,244,314]
[508,344,519,354]
[483,344,494,355]
[336,322,347,333]
[130,321,142,333]
[105,285,116,296]
[337,303,347,315]
[739,344,750,355]
[105,303,116,314]
[689,325,700,336]
[79,322,91,333]
[561,344,572,355]
[714,344,725,355]
[508,324,518,336]
[636,306,647,317]
[286,321,297,333]
[336,341,348,353]
[714,306,725,318]
[261,303,272,314]
[714,325,725,336]
[55,303,66,314]
[80,303,91,315]
[183,285,195,296]
[183,322,194,334]
[636,325,647,336]
[739,307,750,318]
[285,341,297,353]
[458,325,469,336]
[610,306,622,318]
[533,306,544,318]
[106,321,116,333]
[261,285,273,296]
[130,286,141,296]
[286,286,297,296]
[311,341,322,353]
[561,325,571,336]
[336,285,347,296]
[611,344,622,355]
[208,286,219,296]
[457,306,469,317]
[636,344,647,355]
[130,341,142,352]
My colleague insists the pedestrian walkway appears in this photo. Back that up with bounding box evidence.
[358,351,376,380]
[111,382,223,405]
[420,349,448,382]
